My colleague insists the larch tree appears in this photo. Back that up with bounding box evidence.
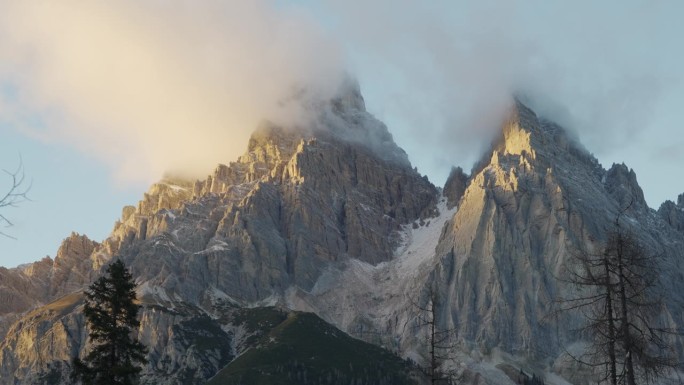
[558,207,680,385]
[409,286,460,385]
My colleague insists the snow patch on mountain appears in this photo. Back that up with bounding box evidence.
[310,195,454,296]
[391,196,454,279]
[287,195,456,344]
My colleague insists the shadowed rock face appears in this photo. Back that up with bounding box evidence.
[605,163,648,211]
[658,193,684,235]
[443,166,468,209]
[1,95,683,385]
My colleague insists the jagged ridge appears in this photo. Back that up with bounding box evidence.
[1,94,683,385]
[0,82,437,384]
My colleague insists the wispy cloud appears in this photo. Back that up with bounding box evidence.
[318,0,684,187]
[0,0,344,183]
[1,1,683,206]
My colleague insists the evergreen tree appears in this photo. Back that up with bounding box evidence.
[71,259,147,385]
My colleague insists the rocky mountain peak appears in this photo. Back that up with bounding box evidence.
[470,98,543,176]
[54,232,98,263]
[245,122,302,154]
[314,78,410,168]
[48,232,103,298]
[3,86,684,385]
[427,99,684,373]
[237,122,306,183]
[472,98,599,181]
[605,162,647,210]
[330,76,366,113]
[657,192,684,234]
[93,81,437,303]
[0,233,104,332]
[498,98,541,159]
[443,166,468,209]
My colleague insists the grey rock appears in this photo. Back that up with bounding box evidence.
[443,166,468,209]
[1,93,683,385]
[0,83,438,383]
[605,162,648,211]
[0,233,104,339]
[429,100,684,364]
[658,193,684,235]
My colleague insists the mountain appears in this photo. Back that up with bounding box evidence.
[284,100,684,383]
[205,308,418,385]
[0,80,436,384]
[430,101,684,378]
[0,233,104,340]
[1,84,683,385]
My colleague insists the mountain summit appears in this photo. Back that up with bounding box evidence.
[1,89,683,384]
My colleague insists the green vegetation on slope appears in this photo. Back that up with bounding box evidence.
[208,308,420,385]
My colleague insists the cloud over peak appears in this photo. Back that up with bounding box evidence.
[2,0,683,207]
[0,0,345,183]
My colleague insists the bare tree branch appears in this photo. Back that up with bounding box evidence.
[556,204,683,385]
[0,155,31,239]
[406,286,462,384]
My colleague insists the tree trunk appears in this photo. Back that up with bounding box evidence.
[431,299,437,385]
[616,233,636,385]
[604,256,618,385]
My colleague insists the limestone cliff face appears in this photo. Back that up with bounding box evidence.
[0,292,239,385]
[605,163,648,212]
[2,93,684,385]
[428,101,684,368]
[0,292,85,383]
[273,101,684,383]
[658,193,684,235]
[0,233,103,340]
[104,82,437,304]
[47,233,103,299]
[0,82,437,384]
[0,265,45,319]
[105,180,194,253]
[443,166,468,209]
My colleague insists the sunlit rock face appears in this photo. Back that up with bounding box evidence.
[499,100,539,159]
[117,127,436,304]
[0,82,438,384]
[431,101,606,359]
[0,293,85,383]
[1,93,683,385]
[428,100,684,373]
[47,233,103,298]
[0,233,104,340]
[105,81,437,304]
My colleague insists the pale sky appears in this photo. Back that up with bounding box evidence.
[1,0,683,268]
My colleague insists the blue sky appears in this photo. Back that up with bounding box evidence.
[0,128,143,265]
[1,0,683,268]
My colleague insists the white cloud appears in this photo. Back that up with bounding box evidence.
[1,0,683,206]
[318,0,684,197]
[0,0,345,183]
